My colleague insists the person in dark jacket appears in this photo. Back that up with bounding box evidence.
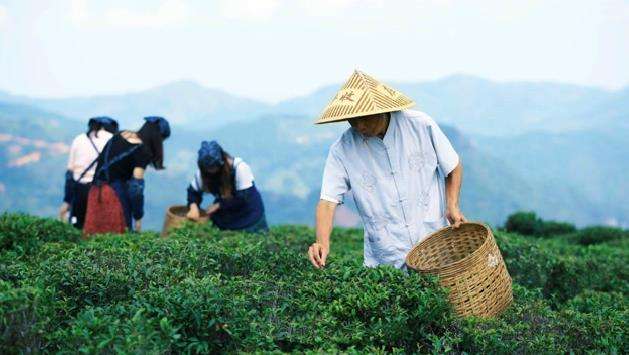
[186,140,268,233]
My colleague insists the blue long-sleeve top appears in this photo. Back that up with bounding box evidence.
[187,157,265,230]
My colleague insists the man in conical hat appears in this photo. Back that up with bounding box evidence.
[308,70,466,269]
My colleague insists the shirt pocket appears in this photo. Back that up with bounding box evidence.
[366,217,400,263]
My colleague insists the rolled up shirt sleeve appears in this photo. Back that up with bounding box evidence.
[187,170,204,207]
[426,116,460,176]
[320,146,350,204]
[63,170,74,204]
[127,178,145,220]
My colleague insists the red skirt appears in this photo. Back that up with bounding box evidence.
[83,184,127,236]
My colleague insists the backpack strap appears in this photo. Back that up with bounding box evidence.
[95,141,142,183]
[75,157,100,184]
[74,134,103,184]
[87,133,99,154]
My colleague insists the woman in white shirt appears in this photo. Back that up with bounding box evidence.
[59,116,118,228]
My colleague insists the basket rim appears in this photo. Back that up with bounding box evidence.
[405,221,492,273]
[166,204,209,219]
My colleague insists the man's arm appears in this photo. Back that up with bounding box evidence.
[308,199,337,268]
[445,160,467,228]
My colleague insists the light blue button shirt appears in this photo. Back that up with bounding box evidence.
[320,109,460,268]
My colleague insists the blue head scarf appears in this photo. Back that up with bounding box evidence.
[198,140,224,169]
[144,116,171,139]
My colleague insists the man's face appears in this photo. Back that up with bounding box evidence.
[348,113,389,137]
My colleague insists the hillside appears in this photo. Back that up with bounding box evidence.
[0,103,80,215]
[476,128,629,226]
[276,74,620,136]
[0,75,627,228]
[0,213,626,353]
[0,81,272,130]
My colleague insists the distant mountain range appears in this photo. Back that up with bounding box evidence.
[0,75,627,229]
[0,81,271,130]
[276,75,628,135]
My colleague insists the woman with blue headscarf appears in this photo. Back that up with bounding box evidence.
[186,140,268,233]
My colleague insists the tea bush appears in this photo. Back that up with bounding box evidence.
[575,225,628,245]
[496,232,628,306]
[452,285,628,353]
[0,213,626,353]
[504,211,576,237]
[0,213,81,256]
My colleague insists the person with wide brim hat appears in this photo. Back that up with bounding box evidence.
[308,70,467,269]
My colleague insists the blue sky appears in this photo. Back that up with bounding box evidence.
[0,0,627,102]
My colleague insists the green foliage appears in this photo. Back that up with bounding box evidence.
[504,211,576,237]
[453,285,628,353]
[539,220,578,236]
[0,281,49,353]
[0,213,81,256]
[496,232,628,306]
[505,211,542,235]
[575,225,628,245]
[0,214,626,353]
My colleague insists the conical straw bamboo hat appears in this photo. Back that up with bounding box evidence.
[315,70,415,124]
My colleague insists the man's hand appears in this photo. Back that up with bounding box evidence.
[308,242,329,269]
[310,200,337,269]
[134,219,142,232]
[58,202,70,222]
[206,203,220,216]
[446,206,467,228]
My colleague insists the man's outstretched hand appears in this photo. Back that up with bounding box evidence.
[308,242,329,269]
[446,206,467,228]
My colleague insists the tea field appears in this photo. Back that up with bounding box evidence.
[0,212,627,353]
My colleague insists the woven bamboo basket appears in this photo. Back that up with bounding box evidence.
[406,222,513,318]
[161,205,209,237]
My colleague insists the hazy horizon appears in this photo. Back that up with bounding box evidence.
[1,73,627,104]
[1,0,628,103]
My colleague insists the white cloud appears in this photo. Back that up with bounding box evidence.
[300,0,384,17]
[70,0,88,25]
[70,0,190,28]
[0,5,8,28]
[219,0,280,21]
[217,0,387,21]
[105,0,190,28]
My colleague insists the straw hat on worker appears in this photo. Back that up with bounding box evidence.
[308,70,467,270]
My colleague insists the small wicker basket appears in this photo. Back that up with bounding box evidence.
[161,205,209,237]
[406,222,513,318]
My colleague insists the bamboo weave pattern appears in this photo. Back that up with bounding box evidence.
[406,222,513,318]
[315,70,415,124]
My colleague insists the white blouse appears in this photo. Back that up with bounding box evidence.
[66,129,113,183]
